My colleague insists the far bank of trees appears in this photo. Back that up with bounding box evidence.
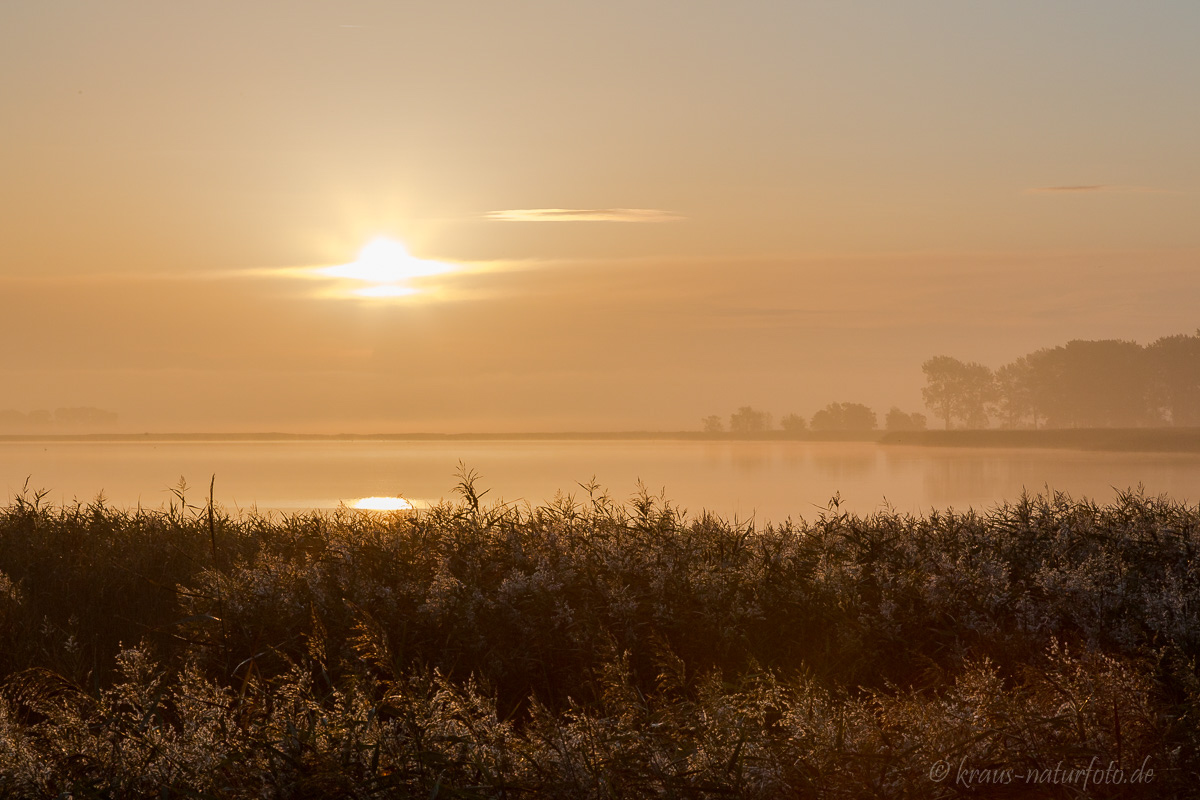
[922,331,1200,429]
[702,331,1200,435]
[703,404,925,435]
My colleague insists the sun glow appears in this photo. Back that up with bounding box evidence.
[353,284,420,298]
[351,496,415,511]
[315,237,455,299]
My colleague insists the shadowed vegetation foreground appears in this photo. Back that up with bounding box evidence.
[1,476,1199,797]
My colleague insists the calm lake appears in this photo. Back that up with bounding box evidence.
[3,439,1200,523]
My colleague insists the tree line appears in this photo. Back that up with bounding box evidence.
[702,403,926,434]
[923,330,1200,429]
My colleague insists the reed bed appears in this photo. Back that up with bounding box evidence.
[0,475,1197,797]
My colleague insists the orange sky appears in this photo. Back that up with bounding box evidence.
[2,2,1198,432]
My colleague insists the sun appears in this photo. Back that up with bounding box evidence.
[316,237,454,298]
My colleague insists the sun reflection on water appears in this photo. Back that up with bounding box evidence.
[350,496,415,511]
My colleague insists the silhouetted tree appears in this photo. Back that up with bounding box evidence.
[810,402,877,431]
[780,413,807,434]
[993,356,1037,429]
[729,406,772,434]
[885,408,926,431]
[922,356,961,430]
[960,366,995,428]
[1030,340,1154,427]
[926,330,1199,431]
[1023,347,1064,427]
[921,356,994,429]
[1148,331,1200,426]
[701,415,725,433]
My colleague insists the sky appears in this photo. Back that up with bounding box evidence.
[2,1,1198,432]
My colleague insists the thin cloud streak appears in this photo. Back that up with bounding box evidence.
[485,208,683,223]
[1027,185,1170,194]
[0,268,273,285]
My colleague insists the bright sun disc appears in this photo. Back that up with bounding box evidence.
[318,238,453,285]
[351,496,414,511]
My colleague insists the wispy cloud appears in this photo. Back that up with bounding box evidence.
[1027,184,1168,194]
[0,268,268,285]
[485,208,683,223]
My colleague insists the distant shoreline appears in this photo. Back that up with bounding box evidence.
[3,428,1200,452]
[879,428,1200,452]
[0,430,881,444]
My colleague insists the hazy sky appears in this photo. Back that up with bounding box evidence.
[2,1,1198,432]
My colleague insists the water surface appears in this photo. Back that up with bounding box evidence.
[3,439,1198,522]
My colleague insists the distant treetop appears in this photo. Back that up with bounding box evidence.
[810,402,877,432]
[922,330,1200,429]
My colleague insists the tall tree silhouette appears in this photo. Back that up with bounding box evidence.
[729,406,772,433]
[993,356,1037,429]
[922,356,994,429]
[1148,332,1200,426]
[1030,340,1152,427]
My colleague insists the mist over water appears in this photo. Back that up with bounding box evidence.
[4,440,1199,522]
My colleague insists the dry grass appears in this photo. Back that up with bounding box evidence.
[0,478,1197,797]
